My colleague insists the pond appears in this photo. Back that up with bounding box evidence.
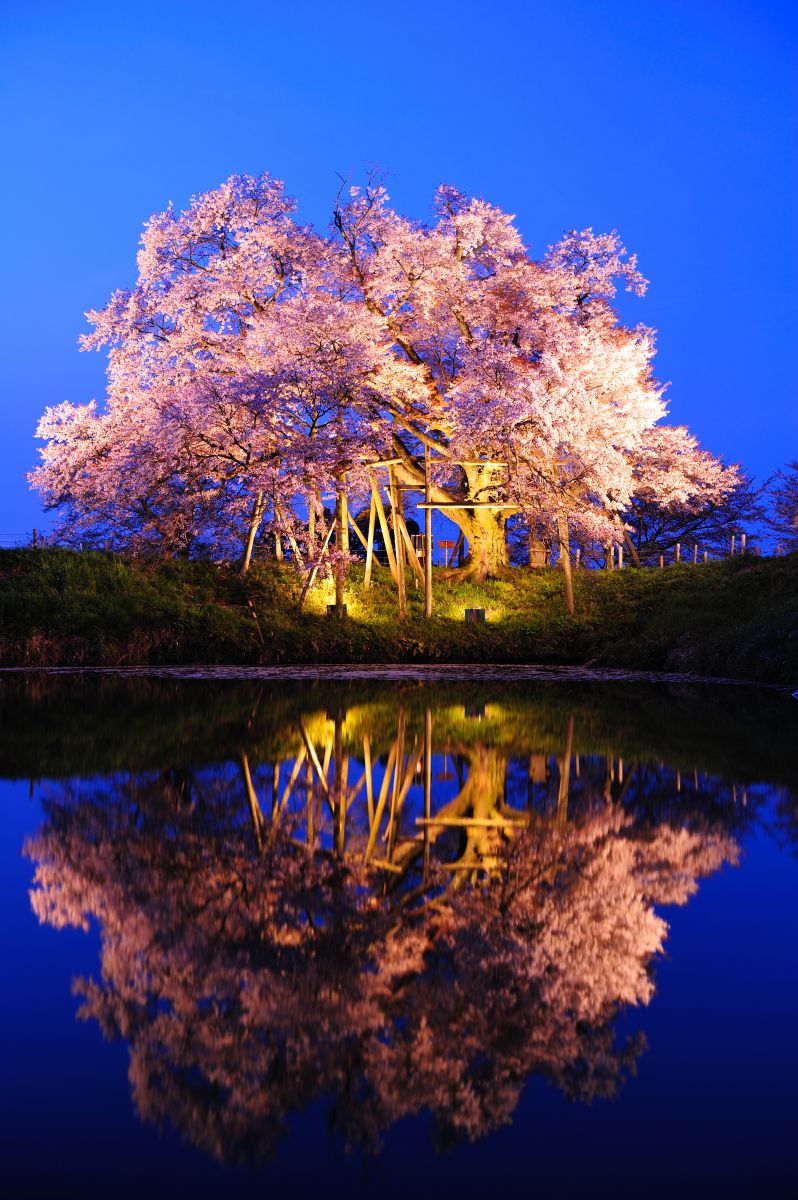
[1,668,796,1198]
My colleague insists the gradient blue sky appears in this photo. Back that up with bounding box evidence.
[2,0,795,542]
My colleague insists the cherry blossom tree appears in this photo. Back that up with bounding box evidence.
[768,461,798,552]
[30,171,740,600]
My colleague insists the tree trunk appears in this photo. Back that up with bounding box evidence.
[308,491,316,557]
[557,512,575,615]
[455,510,510,580]
[241,491,265,575]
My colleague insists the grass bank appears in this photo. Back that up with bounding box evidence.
[0,548,795,684]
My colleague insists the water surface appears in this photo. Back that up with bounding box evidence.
[1,670,795,1198]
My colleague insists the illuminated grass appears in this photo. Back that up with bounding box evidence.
[0,548,795,684]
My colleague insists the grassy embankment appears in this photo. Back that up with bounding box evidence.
[0,547,795,684]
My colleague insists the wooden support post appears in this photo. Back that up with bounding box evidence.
[675,542,681,563]
[424,446,433,619]
[364,734,374,826]
[575,547,581,568]
[333,710,345,854]
[369,472,398,582]
[703,550,708,563]
[423,707,432,881]
[274,502,305,569]
[693,543,698,564]
[334,482,345,619]
[618,543,624,569]
[730,533,736,556]
[741,532,747,554]
[389,468,406,620]
[556,716,574,826]
[363,494,377,590]
[659,555,664,569]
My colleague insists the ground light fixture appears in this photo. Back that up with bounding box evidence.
[464,608,486,623]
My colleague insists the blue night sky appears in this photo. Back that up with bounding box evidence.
[2,0,795,543]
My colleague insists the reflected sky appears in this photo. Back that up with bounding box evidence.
[1,674,796,1197]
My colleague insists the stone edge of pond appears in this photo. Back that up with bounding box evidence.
[0,663,791,691]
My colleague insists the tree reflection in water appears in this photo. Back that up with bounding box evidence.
[25,698,743,1162]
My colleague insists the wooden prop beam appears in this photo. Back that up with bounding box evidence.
[395,511,425,584]
[279,747,308,812]
[241,753,266,851]
[347,510,369,551]
[297,721,331,798]
[388,469,407,620]
[295,520,336,612]
[364,741,398,862]
[416,501,520,510]
[363,495,377,590]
